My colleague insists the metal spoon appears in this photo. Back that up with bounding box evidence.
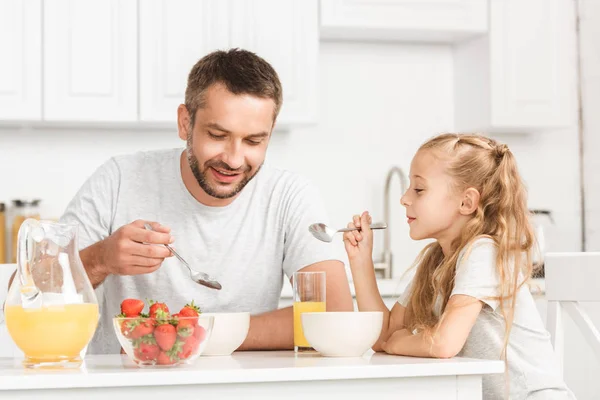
[144,223,222,290]
[308,222,388,243]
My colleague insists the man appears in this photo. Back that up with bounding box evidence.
[58,49,352,354]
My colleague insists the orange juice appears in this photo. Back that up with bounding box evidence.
[5,303,99,362]
[293,301,326,348]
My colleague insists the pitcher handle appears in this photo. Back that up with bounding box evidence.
[17,218,42,302]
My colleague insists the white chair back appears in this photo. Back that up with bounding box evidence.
[545,252,600,376]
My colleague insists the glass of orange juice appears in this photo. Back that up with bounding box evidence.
[293,271,326,353]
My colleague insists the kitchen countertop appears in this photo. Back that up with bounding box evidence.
[280,277,410,299]
[0,351,504,391]
[280,277,546,298]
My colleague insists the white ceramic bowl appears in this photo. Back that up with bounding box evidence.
[301,311,383,357]
[201,312,250,356]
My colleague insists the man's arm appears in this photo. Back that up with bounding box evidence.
[5,220,172,295]
[237,260,353,350]
[3,241,107,293]
[76,221,173,289]
[80,241,110,288]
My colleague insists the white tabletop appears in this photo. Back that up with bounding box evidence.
[0,351,504,391]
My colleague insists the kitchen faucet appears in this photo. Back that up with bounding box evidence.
[373,166,408,279]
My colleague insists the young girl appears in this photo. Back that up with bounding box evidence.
[344,134,575,399]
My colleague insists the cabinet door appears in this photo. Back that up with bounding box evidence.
[139,0,229,123]
[454,0,573,132]
[0,0,41,120]
[320,0,487,43]
[489,0,572,129]
[43,0,137,121]
[229,0,319,126]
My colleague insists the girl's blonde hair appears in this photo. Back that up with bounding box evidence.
[406,133,536,361]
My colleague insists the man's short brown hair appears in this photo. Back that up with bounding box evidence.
[185,48,283,126]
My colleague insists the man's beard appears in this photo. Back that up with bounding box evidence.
[186,137,261,200]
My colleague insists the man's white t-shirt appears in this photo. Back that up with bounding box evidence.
[61,148,341,354]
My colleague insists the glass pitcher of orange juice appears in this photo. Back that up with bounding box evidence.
[4,219,99,369]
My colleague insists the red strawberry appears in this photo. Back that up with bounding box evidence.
[179,300,200,324]
[157,351,177,365]
[177,336,199,360]
[149,300,170,319]
[154,323,177,351]
[177,318,194,338]
[129,319,155,339]
[120,299,144,317]
[120,320,133,338]
[193,325,207,343]
[134,341,160,361]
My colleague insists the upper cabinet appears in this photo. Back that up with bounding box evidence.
[0,0,574,133]
[454,0,574,132]
[139,0,230,123]
[43,0,137,121]
[0,0,42,120]
[320,0,488,43]
[139,0,318,127]
[229,0,318,125]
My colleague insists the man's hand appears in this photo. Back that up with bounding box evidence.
[81,220,174,287]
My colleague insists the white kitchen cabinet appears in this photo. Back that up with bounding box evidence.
[43,0,137,121]
[320,0,488,44]
[139,0,318,127]
[139,0,230,123]
[454,0,574,132]
[0,0,42,120]
[229,0,318,125]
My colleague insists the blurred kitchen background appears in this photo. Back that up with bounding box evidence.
[1,0,599,398]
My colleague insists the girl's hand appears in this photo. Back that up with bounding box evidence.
[381,329,412,355]
[342,211,374,263]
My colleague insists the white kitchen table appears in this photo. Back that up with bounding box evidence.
[0,351,503,399]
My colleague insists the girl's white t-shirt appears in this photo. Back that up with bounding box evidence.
[398,238,575,400]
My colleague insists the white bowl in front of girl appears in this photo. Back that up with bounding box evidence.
[200,312,250,356]
[301,311,383,357]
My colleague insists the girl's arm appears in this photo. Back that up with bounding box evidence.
[384,240,501,358]
[350,254,407,352]
[344,211,408,352]
[382,294,482,358]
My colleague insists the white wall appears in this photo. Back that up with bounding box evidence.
[580,0,600,251]
[0,40,582,277]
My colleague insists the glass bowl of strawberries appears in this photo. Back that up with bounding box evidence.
[113,299,214,367]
